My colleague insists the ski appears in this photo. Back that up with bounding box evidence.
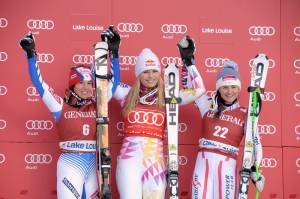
[237,54,269,199]
[94,41,112,199]
[164,63,181,199]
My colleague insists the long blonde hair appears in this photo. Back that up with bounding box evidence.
[122,77,165,118]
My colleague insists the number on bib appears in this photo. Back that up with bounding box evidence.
[213,125,228,138]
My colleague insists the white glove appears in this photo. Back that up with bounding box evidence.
[250,169,265,192]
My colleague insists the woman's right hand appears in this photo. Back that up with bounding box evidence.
[101,25,121,58]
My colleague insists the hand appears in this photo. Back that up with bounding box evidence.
[250,166,265,192]
[19,32,36,58]
[101,25,121,58]
[177,35,195,66]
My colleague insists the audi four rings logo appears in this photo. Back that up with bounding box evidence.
[0,120,7,130]
[116,121,187,132]
[294,27,300,37]
[26,86,39,97]
[0,153,5,164]
[0,51,8,62]
[294,92,300,102]
[25,154,52,164]
[249,58,275,69]
[258,124,276,135]
[262,92,276,102]
[294,59,300,69]
[161,57,183,66]
[296,158,300,168]
[205,58,229,68]
[0,85,7,96]
[0,18,8,28]
[25,120,53,130]
[248,26,275,36]
[73,54,94,64]
[161,24,187,34]
[295,125,300,135]
[27,19,54,30]
[117,23,143,33]
[120,56,137,65]
[37,53,54,63]
[128,111,165,126]
[260,158,277,168]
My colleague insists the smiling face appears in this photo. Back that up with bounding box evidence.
[139,69,160,88]
[218,85,240,104]
[73,80,93,99]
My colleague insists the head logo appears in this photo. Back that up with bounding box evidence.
[24,153,52,164]
[26,86,39,97]
[0,85,7,96]
[0,18,8,28]
[260,158,277,168]
[0,51,8,62]
[72,54,93,64]
[205,58,229,68]
[27,19,54,30]
[295,125,300,135]
[262,92,276,102]
[117,23,143,33]
[161,24,187,34]
[294,59,300,69]
[249,26,275,36]
[0,119,7,130]
[294,27,300,37]
[258,124,276,135]
[249,58,275,69]
[25,120,53,130]
[0,153,5,164]
[120,55,137,65]
[161,57,182,66]
[37,53,54,63]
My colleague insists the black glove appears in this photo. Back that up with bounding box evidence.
[101,25,121,58]
[177,35,195,66]
[19,32,36,59]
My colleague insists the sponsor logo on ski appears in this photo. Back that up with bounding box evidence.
[161,57,182,66]
[37,53,54,63]
[248,26,275,36]
[167,71,178,126]
[26,120,54,130]
[253,60,265,88]
[26,86,39,97]
[294,59,300,69]
[262,91,276,102]
[0,51,8,62]
[260,158,277,168]
[249,58,275,69]
[27,19,54,30]
[161,24,187,34]
[258,124,276,135]
[120,55,137,65]
[205,57,229,68]
[128,111,165,126]
[0,119,7,130]
[25,153,52,164]
[0,153,5,164]
[117,23,143,33]
[294,27,300,37]
[0,18,8,28]
[295,125,300,135]
[0,85,7,96]
[73,54,94,64]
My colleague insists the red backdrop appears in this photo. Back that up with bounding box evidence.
[0,0,299,198]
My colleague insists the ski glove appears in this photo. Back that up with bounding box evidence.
[101,25,121,58]
[177,35,195,66]
[19,32,36,59]
[250,166,265,192]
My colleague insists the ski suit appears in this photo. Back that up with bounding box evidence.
[112,64,205,199]
[25,56,119,199]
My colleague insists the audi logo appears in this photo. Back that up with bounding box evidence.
[260,158,277,168]
[116,122,187,132]
[294,59,300,69]
[0,119,7,130]
[262,92,276,102]
[25,120,53,130]
[258,124,276,135]
[117,23,143,33]
[120,55,137,65]
[72,54,94,64]
[128,111,164,126]
[295,125,300,135]
[0,51,8,62]
[0,153,5,164]
[37,53,54,63]
[24,154,52,164]
[0,85,7,95]
[249,58,275,69]
[26,86,39,97]
[294,92,300,102]
[0,18,8,28]
[206,90,216,98]
[205,58,229,68]
[161,24,187,34]
[296,158,300,168]
[27,19,54,30]
[248,26,275,36]
[161,57,183,66]
[294,27,300,37]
